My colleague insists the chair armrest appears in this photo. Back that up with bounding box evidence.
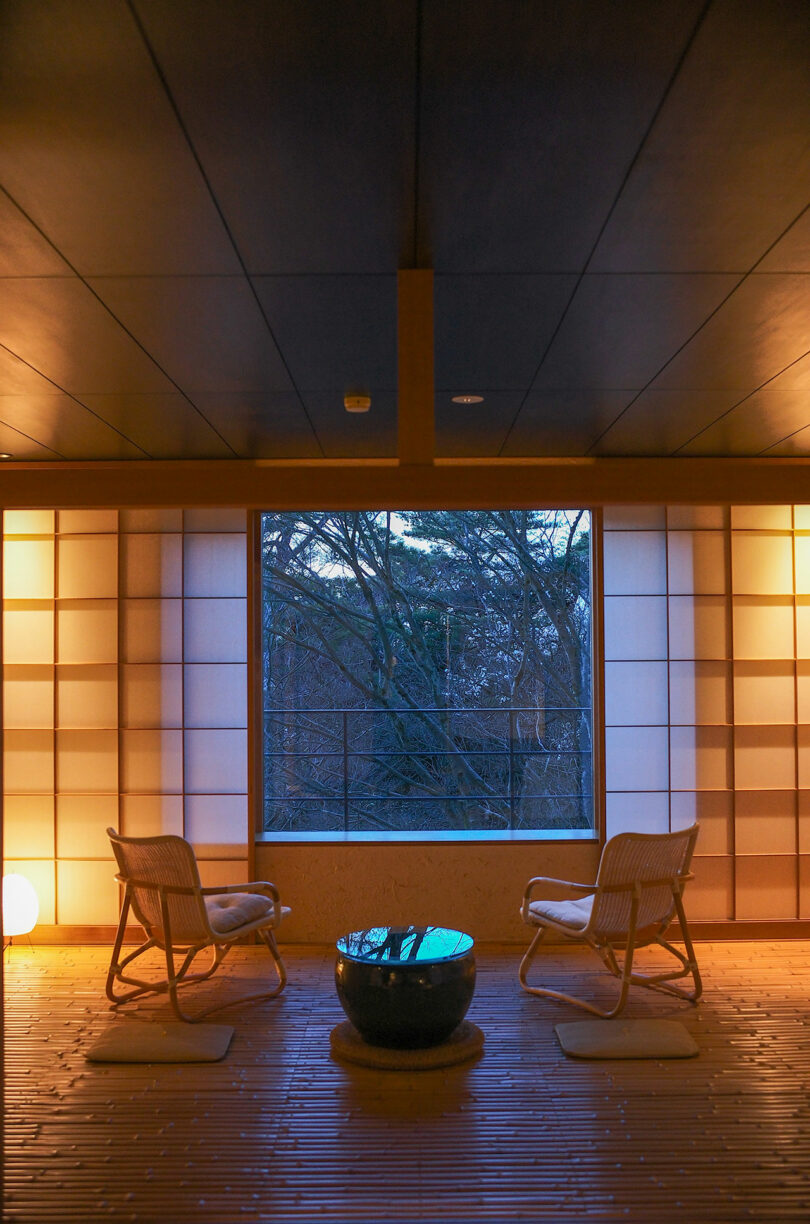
[521,876,595,921]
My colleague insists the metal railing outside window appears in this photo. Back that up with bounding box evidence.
[262,705,593,834]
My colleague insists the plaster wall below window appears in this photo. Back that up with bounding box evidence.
[256,841,601,944]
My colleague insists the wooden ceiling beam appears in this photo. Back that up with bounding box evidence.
[397,269,435,466]
[1,456,810,509]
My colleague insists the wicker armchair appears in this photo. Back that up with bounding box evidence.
[106,828,290,1023]
[519,825,702,1018]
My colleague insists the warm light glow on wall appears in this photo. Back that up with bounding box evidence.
[2,873,40,936]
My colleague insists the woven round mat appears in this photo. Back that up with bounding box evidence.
[330,1020,484,1070]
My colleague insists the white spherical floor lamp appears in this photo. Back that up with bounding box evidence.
[3,873,39,952]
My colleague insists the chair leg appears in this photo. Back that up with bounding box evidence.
[623,939,701,1003]
[519,925,628,1018]
[672,891,703,1002]
[257,927,287,996]
[110,900,289,1022]
[169,927,289,1023]
[543,939,636,1019]
[106,893,133,1003]
[595,942,621,977]
[166,944,229,1023]
[518,925,548,993]
[519,895,644,1019]
[107,939,164,1004]
[620,897,702,1005]
[610,937,636,1018]
[106,893,163,1006]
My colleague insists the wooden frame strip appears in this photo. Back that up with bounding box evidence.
[397,269,435,467]
[2,456,810,509]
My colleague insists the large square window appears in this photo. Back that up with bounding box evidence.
[259,510,593,838]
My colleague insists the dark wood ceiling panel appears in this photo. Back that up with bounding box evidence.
[434,276,575,391]
[590,388,745,455]
[0,0,239,275]
[532,274,738,390]
[190,392,321,459]
[251,277,396,391]
[602,312,810,457]
[421,0,704,273]
[87,277,293,393]
[436,392,522,458]
[77,394,233,459]
[0,346,66,397]
[0,279,172,394]
[0,416,60,460]
[0,395,144,459]
[759,208,810,273]
[651,274,810,392]
[679,351,810,455]
[133,0,415,274]
[0,2,806,464]
[303,392,396,459]
[764,423,810,456]
[753,348,810,393]
[592,1,810,273]
[678,388,810,456]
[503,390,635,457]
[0,192,71,276]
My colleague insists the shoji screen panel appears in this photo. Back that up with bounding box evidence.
[55,512,120,923]
[119,507,249,883]
[119,508,185,842]
[603,506,670,841]
[3,510,57,921]
[730,505,800,921]
[666,506,734,920]
[2,510,120,925]
[604,503,807,923]
[181,508,249,884]
[3,507,250,930]
[798,506,810,918]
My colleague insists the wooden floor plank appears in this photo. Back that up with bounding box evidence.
[4,942,810,1222]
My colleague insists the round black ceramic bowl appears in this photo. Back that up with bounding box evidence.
[335,925,476,1049]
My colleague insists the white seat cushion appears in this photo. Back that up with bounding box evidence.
[527,894,593,931]
[205,892,275,934]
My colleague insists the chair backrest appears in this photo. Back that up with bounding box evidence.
[590,825,699,939]
[107,828,209,943]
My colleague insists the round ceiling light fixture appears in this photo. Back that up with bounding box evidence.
[0,452,14,459]
[344,395,371,413]
[451,394,484,405]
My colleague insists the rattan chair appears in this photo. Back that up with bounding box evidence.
[106,828,290,1022]
[519,825,702,1018]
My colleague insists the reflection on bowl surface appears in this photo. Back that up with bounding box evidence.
[337,924,473,964]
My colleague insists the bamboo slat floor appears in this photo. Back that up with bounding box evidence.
[4,941,810,1223]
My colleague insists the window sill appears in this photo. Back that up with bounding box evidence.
[256,828,597,845]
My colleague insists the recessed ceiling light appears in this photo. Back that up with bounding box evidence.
[0,452,14,459]
[451,394,484,405]
[344,395,371,413]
